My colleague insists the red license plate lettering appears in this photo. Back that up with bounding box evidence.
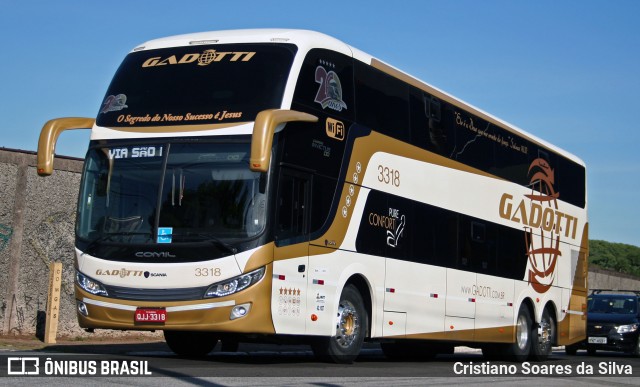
[134,308,166,323]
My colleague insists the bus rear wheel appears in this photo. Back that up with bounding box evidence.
[164,330,219,357]
[312,285,367,364]
[530,308,555,361]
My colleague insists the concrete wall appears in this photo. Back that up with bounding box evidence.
[1,148,83,337]
[589,266,640,291]
[0,148,638,339]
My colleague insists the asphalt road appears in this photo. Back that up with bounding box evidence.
[1,341,639,386]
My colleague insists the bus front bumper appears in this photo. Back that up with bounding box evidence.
[74,265,275,334]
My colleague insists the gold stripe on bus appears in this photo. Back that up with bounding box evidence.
[556,223,588,346]
[106,121,249,133]
[243,242,275,271]
[389,325,515,343]
[310,130,501,250]
[274,242,310,262]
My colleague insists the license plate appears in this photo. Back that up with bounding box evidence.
[588,337,607,344]
[134,308,166,323]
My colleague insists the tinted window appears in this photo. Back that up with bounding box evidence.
[354,61,409,140]
[355,190,531,280]
[409,90,451,156]
[97,44,297,127]
[293,49,354,121]
[310,174,338,235]
[407,88,585,209]
[77,140,266,245]
[275,168,310,244]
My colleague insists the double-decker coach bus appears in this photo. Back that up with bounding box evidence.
[37,29,587,363]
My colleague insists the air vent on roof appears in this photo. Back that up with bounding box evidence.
[189,40,219,45]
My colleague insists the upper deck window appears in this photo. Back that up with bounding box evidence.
[97,43,297,127]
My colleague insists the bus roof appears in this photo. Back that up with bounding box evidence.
[134,28,353,56]
[133,29,585,167]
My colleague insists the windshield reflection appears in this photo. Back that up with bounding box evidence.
[77,141,266,246]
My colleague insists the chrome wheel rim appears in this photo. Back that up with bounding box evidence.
[537,317,552,352]
[335,300,360,348]
[516,313,529,350]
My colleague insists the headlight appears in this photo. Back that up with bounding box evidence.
[204,266,265,298]
[616,324,639,334]
[76,270,108,297]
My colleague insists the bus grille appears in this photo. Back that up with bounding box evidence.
[103,284,208,301]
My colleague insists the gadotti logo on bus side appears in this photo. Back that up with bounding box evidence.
[141,50,256,67]
[498,158,580,293]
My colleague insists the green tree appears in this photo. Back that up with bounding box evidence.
[589,240,640,277]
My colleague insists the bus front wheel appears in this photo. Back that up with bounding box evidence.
[164,330,219,357]
[312,285,368,364]
[506,305,533,361]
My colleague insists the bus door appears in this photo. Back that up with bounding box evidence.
[272,167,311,334]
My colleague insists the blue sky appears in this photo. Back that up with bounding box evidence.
[1,0,638,246]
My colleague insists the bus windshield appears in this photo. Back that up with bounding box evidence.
[76,141,267,246]
[96,43,297,127]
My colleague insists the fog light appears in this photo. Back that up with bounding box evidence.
[77,301,89,317]
[230,303,251,320]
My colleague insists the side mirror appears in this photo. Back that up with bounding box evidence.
[249,109,317,173]
[37,117,95,176]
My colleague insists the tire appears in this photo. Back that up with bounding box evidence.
[312,285,368,364]
[506,304,533,362]
[164,330,219,357]
[530,308,556,361]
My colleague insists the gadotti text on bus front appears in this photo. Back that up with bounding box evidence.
[141,50,256,67]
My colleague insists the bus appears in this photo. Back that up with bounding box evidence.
[37,29,587,363]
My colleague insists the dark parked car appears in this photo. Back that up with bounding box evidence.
[566,290,640,356]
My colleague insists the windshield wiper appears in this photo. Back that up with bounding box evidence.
[201,234,238,255]
[83,232,153,253]
[171,232,237,255]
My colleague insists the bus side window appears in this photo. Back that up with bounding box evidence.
[409,90,448,155]
[424,95,447,154]
[309,174,337,236]
[275,169,310,244]
[354,61,409,140]
[458,218,497,273]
